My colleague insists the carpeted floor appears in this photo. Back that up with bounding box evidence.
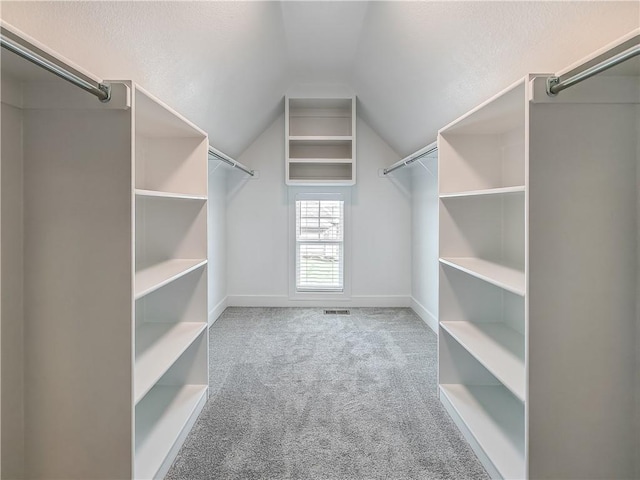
[166,307,488,480]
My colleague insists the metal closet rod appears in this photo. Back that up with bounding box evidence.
[208,147,255,176]
[0,31,111,102]
[383,146,438,175]
[547,43,640,96]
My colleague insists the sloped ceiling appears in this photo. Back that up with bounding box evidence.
[1,1,638,158]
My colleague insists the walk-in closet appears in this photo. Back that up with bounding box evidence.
[1,2,638,479]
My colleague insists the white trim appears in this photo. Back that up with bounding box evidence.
[208,296,228,326]
[410,297,438,334]
[227,295,411,308]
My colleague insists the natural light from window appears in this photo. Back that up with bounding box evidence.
[295,198,344,292]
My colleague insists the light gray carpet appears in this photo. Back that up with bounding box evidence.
[166,307,488,480]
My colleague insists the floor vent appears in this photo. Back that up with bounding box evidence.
[323,309,351,315]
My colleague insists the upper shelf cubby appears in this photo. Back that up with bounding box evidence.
[134,86,208,197]
[438,80,526,195]
[288,98,353,137]
[285,96,356,186]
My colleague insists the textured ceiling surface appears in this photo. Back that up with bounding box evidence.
[0,1,638,158]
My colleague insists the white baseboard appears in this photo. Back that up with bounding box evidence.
[208,296,228,326]
[410,297,438,334]
[226,294,411,308]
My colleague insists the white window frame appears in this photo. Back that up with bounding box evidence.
[288,188,351,301]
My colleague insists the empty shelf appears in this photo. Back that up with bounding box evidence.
[135,259,207,299]
[135,322,207,404]
[135,384,207,480]
[440,322,525,401]
[135,189,207,201]
[440,185,525,199]
[289,135,352,142]
[440,384,525,480]
[440,257,525,296]
[288,158,352,164]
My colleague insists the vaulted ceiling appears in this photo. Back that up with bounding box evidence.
[1,1,637,158]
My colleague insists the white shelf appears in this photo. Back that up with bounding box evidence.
[288,158,352,164]
[440,384,525,480]
[440,186,525,199]
[135,384,207,480]
[286,179,355,186]
[135,189,207,201]
[440,257,525,297]
[134,322,207,404]
[135,259,207,299]
[440,322,525,401]
[289,135,352,142]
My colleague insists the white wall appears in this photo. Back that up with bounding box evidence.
[636,104,640,479]
[207,161,228,325]
[226,114,411,307]
[1,98,25,479]
[408,153,439,333]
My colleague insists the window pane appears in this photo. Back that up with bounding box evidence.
[297,243,343,290]
[295,198,344,291]
[296,200,343,241]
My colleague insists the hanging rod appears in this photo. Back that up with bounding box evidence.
[208,147,254,176]
[0,30,111,102]
[546,43,640,96]
[383,145,438,175]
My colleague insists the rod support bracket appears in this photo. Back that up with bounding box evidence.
[98,82,112,103]
[546,76,560,97]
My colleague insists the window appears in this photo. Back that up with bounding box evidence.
[295,195,344,292]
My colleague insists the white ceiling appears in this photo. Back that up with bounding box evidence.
[1,1,638,158]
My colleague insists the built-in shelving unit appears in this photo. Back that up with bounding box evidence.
[0,22,210,479]
[133,84,209,479]
[285,96,356,185]
[438,78,527,480]
[438,29,640,480]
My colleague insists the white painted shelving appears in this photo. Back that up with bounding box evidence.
[135,384,208,480]
[440,322,525,401]
[135,322,208,403]
[440,384,525,480]
[285,96,356,185]
[135,188,207,201]
[438,29,639,479]
[0,24,210,478]
[133,84,209,479]
[439,186,525,199]
[135,259,207,300]
[439,258,525,297]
